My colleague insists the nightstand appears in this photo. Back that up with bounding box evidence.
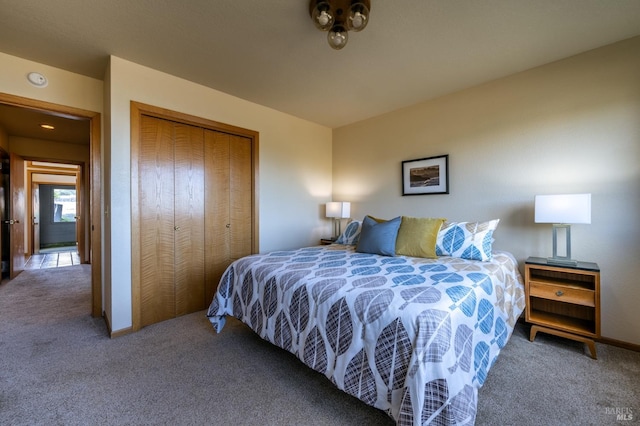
[524,257,600,359]
[320,238,336,245]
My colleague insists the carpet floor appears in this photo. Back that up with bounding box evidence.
[0,266,638,425]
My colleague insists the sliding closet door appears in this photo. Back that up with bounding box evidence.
[174,124,205,316]
[140,116,175,327]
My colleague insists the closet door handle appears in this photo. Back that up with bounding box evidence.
[174,226,180,231]
[226,224,230,228]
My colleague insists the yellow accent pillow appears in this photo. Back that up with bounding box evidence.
[396,216,446,258]
[368,215,386,223]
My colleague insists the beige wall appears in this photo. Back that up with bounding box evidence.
[107,56,333,332]
[3,39,637,344]
[0,52,333,334]
[0,52,103,113]
[102,61,112,332]
[0,52,103,299]
[9,136,89,163]
[11,137,89,255]
[333,36,640,345]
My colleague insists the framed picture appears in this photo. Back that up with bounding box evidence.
[402,154,449,195]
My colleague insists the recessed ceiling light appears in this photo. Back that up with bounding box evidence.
[40,124,55,130]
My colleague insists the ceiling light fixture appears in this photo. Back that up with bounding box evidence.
[309,0,371,50]
[40,124,55,130]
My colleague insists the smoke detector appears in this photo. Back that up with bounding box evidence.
[27,72,48,88]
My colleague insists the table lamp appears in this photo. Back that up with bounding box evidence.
[534,193,591,266]
[326,201,351,239]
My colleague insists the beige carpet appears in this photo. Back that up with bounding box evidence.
[1,266,638,425]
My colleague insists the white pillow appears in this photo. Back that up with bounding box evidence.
[435,219,499,261]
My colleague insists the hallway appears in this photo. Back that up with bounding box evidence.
[24,248,81,270]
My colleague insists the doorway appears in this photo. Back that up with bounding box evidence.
[0,93,101,317]
[25,161,82,270]
[39,184,77,251]
[27,161,82,255]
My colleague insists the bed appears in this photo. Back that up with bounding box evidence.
[207,218,525,425]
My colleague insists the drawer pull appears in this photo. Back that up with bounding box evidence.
[556,290,564,297]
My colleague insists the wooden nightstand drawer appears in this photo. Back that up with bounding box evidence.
[529,281,595,307]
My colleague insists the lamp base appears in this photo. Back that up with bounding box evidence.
[546,256,578,267]
[551,224,574,265]
[333,218,342,239]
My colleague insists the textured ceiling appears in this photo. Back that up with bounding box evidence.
[1,0,640,134]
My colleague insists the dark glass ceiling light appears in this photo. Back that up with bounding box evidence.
[309,0,371,50]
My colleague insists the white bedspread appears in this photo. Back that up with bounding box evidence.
[207,245,525,425]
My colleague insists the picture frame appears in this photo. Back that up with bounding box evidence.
[402,154,449,195]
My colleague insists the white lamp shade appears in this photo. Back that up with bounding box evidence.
[326,201,351,218]
[534,194,591,224]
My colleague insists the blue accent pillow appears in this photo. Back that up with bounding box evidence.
[356,216,402,256]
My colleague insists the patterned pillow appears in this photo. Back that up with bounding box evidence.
[435,219,500,261]
[335,220,362,245]
[356,216,402,256]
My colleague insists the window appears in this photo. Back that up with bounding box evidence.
[53,188,76,222]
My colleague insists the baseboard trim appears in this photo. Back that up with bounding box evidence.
[103,312,134,338]
[103,311,112,335]
[110,326,133,339]
[517,318,639,353]
[598,336,640,353]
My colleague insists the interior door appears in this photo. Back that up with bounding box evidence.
[75,167,85,261]
[32,183,40,254]
[9,152,25,279]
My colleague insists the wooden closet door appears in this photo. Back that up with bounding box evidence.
[140,116,175,327]
[174,124,205,316]
[229,135,253,261]
[203,131,253,302]
[204,130,230,303]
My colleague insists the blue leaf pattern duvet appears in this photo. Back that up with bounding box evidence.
[207,245,525,426]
